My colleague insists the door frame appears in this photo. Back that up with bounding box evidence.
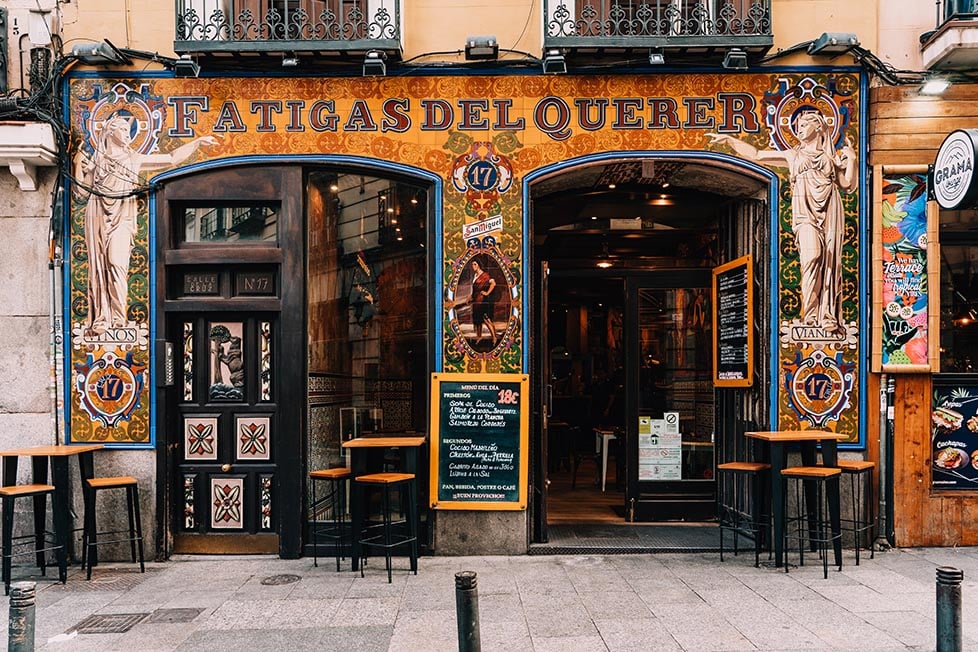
[155,165,306,558]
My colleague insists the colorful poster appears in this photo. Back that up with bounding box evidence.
[879,173,930,369]
[932,385,978,489]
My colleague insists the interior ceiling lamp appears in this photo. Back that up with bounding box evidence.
[542,49,567,75]
[648,50,665,65]
[807,32,860,56]
[70,39,130,65]
[722,48,748,70]
[173,55,200,78]
[363,50,387,76]
[465,35,498,61]
[920,77,951,96]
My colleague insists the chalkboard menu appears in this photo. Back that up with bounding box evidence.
[932,381,978,490]
[429,373,528,510]
[712,255,754,387]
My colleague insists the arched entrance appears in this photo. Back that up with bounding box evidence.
[527,154,775,544]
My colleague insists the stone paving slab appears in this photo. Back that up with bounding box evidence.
[0,547,972,651]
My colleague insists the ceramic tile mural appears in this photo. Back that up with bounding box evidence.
[67,71,864,444]
[184,416,218,461]
[236,415,271,461]
[210,477,244,529]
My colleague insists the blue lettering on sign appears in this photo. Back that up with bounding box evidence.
[466,161,498,191]
[95,374,125,401]
[802,373,833,401]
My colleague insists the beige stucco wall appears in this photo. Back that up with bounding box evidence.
[57,0,895,67]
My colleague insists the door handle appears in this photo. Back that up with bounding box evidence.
[221,464,231,473]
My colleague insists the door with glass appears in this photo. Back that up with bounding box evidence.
[626,272,716,521]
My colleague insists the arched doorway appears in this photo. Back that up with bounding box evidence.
[527,155,774,544]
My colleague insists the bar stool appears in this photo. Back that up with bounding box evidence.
[309,467,351,571]
[835,460,876,565]
[0,484,66,594]
[83,476,144,580]
[354,472,418,583]
[781,466,842,579]
[716,461,770,567]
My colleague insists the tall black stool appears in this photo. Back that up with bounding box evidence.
[309,467,351,571]
[782,466,842,579]
[716,461,770,567]
[83,476,144,580]
[836,459,876,565]
[354,472,418,583]
[0,483,66,594]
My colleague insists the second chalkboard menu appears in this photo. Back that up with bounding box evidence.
[712,255,754,387]
[429,373,529,510]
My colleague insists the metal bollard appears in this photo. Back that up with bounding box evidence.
[936,566,963,652]
[8,581,36,652]
[455,571,481,652]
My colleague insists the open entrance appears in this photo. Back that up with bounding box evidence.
[530,156,771,545]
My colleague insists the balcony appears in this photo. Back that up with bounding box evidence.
[921,0,978,70]
[174,0,400,59]
[544,0,772,60]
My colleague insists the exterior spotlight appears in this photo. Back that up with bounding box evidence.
[465,35,498,60]
[70,39,130,65]
[363,50,387,76]
[282,55,299,67]
[920,77,951,96]
[542,49,567,74]
[173,55,200,77]
[648,50,665,65]
[722,48,748,70]
[807,32,860,56]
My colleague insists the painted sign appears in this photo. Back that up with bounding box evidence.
[932,130,978,210]
[429,373,528,510]
[932,383,978,489]
[65,72,863,444]
[879,172,931,370]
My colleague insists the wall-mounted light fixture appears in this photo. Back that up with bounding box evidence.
[173,55,200,78]
[722,48,748,70]
[542,50,567,75]
[363,50,387,76]
[807,32,860,56]
[648,50,665,65]
[919,77,951,96]
[465,35,498,61]
[70,40,130,65]
[282,54,299,68]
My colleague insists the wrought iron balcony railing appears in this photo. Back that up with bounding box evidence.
[544,0,772,53]
[174,0,400,56]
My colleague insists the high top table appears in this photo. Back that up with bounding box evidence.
[744,430,846,569]
[342,436,426,572]
[0,444,105,562]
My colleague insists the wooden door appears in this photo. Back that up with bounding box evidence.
[171,312,280,553]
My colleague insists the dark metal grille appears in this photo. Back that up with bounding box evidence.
[545,0,771,41]
[70,613,148,634]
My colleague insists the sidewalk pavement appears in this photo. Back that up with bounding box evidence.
[3,545,977,651]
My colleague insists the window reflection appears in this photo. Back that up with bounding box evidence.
[306,170,428,478]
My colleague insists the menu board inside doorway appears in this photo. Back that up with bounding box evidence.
[712,255,754,387]
[429,373,529,510]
